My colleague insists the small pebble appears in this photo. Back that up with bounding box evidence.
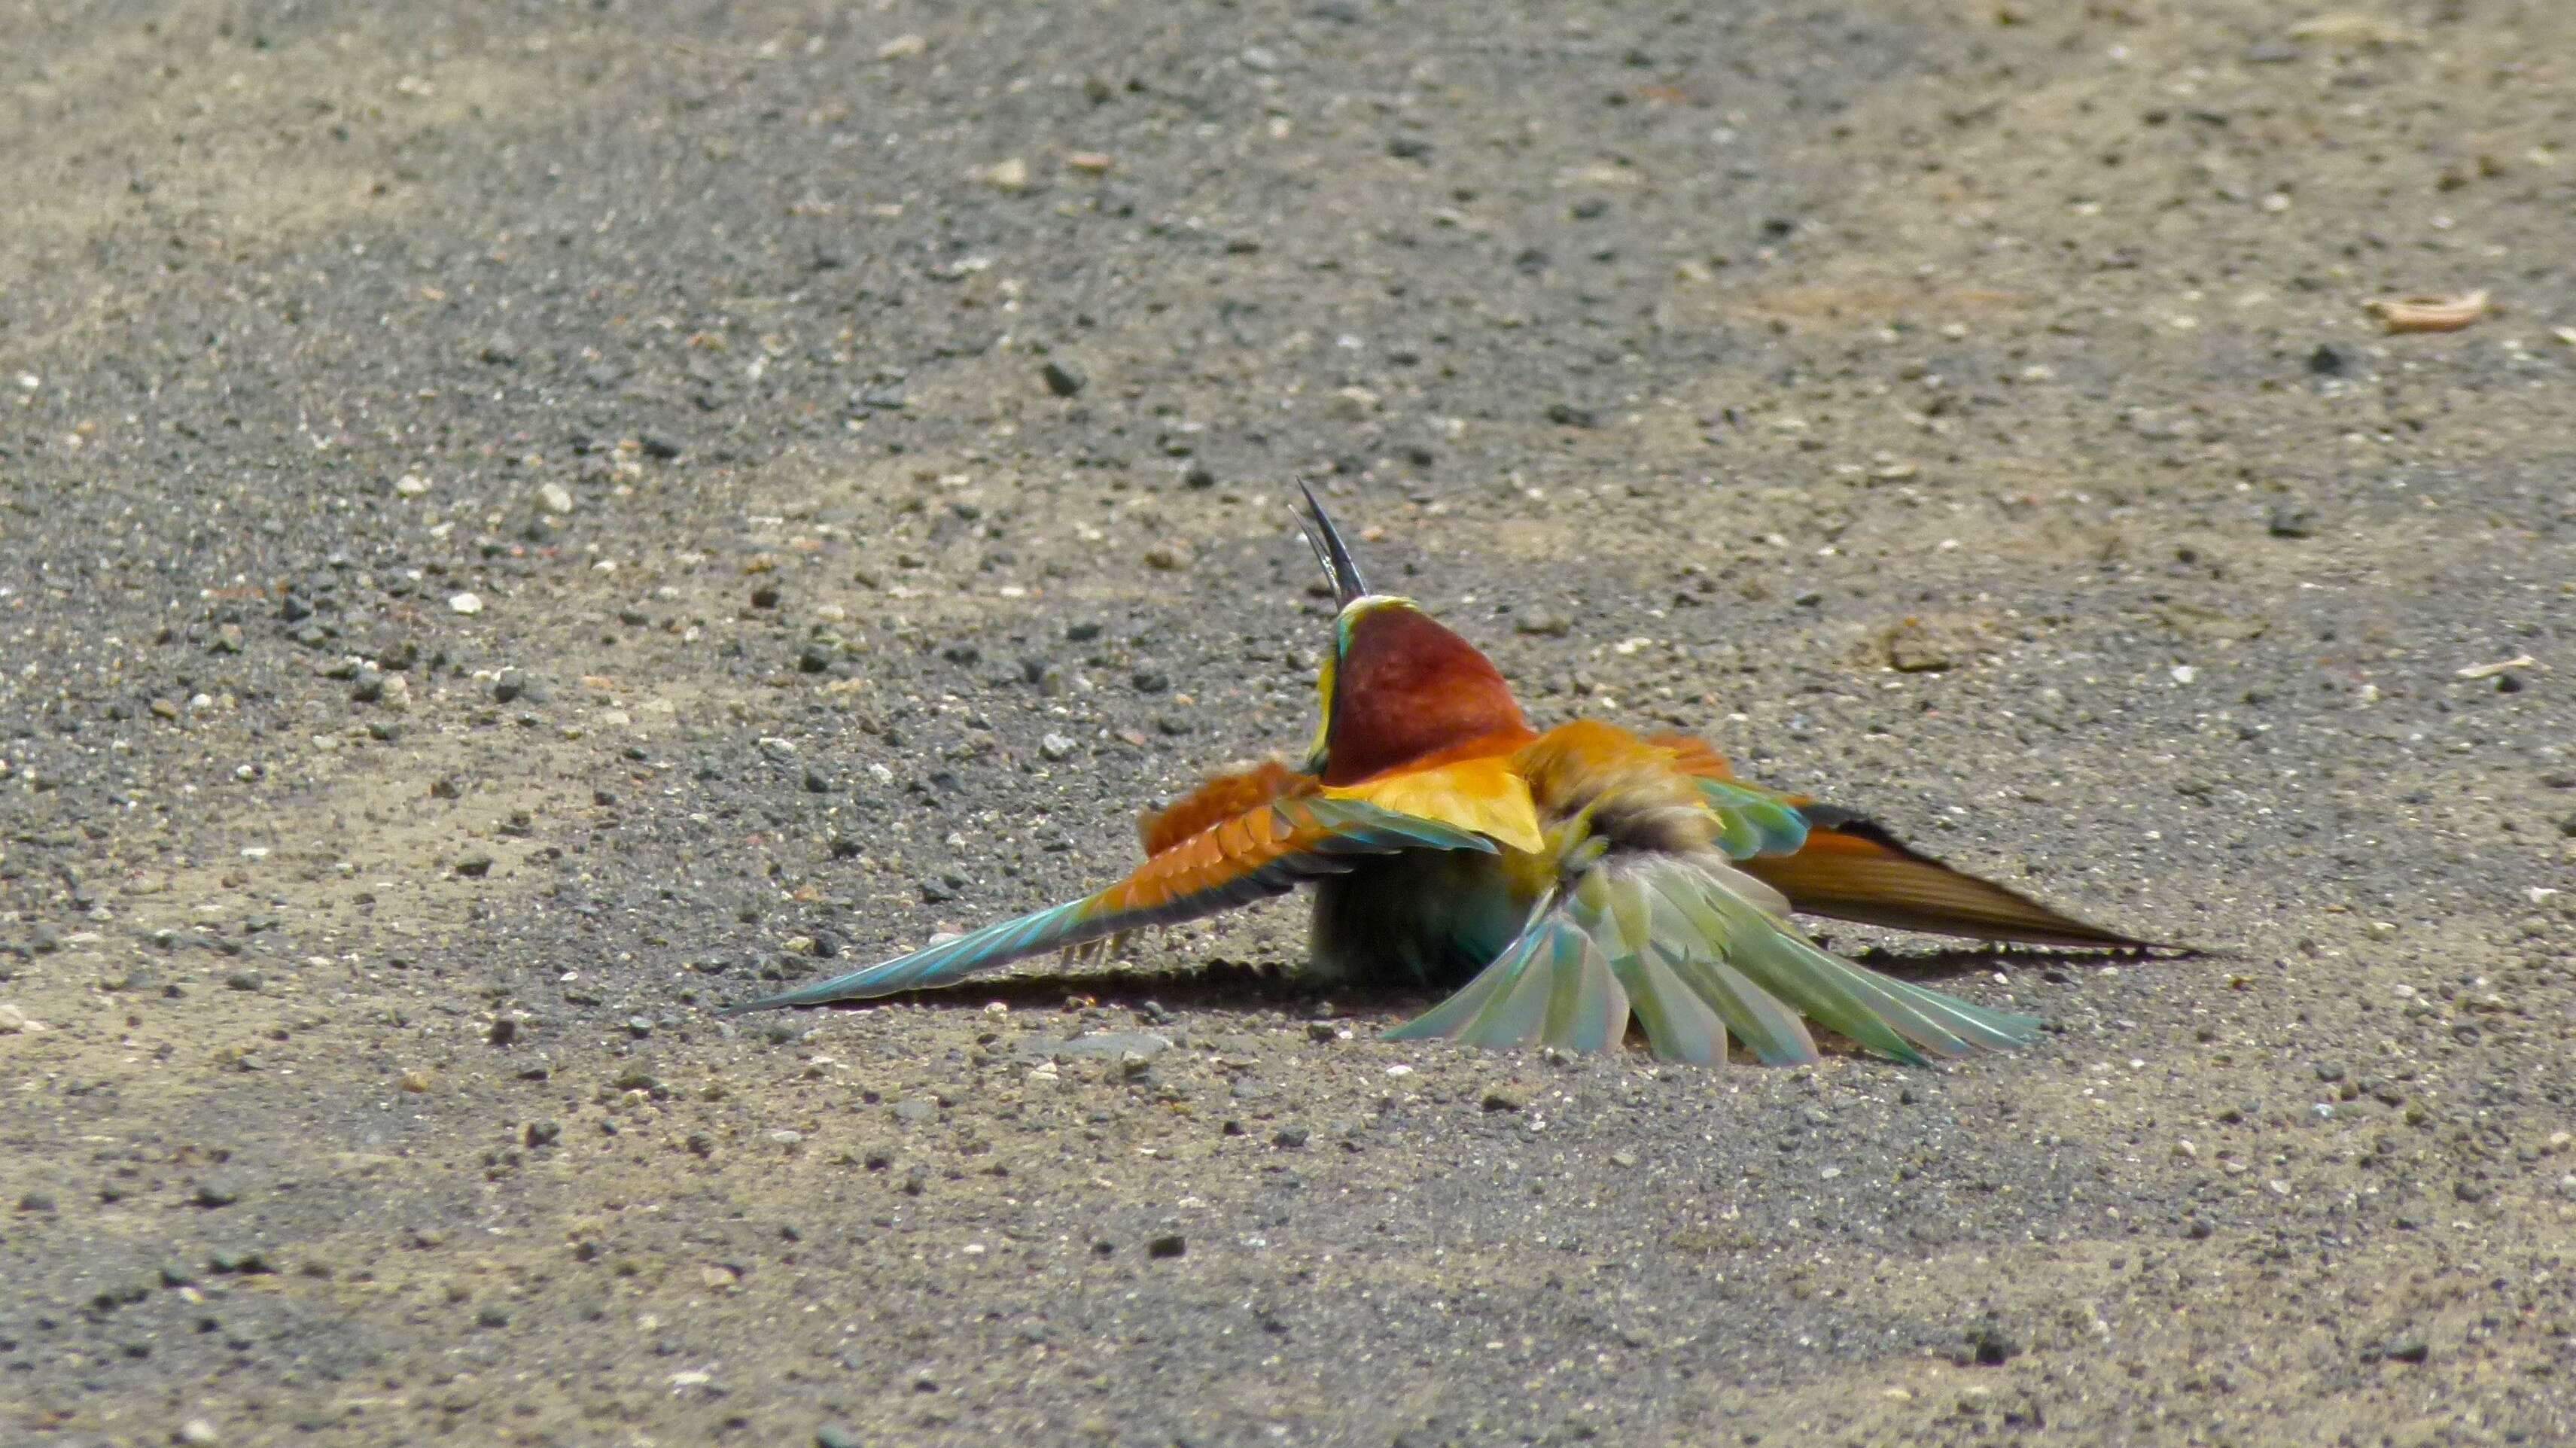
[448,592,484,616]
[1146,1234,1186,1260]
[1041,360,1087,397]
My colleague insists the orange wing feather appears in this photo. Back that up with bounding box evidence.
[1651,732,2151,949]
[1138,759,1315,856]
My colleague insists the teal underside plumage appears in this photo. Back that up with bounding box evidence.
[1385,852,2039,1066]
[721,796,1497,1015]
[1689,777,1811,860]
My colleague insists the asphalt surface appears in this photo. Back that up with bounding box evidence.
[5,2,2574,1444]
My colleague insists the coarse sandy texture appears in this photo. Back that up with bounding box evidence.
[4,2,2573,1444]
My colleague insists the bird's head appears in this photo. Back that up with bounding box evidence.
[1295,484,1531,784]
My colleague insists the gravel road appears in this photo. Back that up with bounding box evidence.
[4,2,2572,1443]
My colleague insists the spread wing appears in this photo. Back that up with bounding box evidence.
[1644,732,1809,859]
[723,795,1497,1014]
[1650,732,2153,949]
[1738,805,2155,948]
[1137,759,1313,856]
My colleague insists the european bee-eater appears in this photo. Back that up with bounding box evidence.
[722,487,2147,1065]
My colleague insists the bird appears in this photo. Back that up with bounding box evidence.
[720,485,2151,1066]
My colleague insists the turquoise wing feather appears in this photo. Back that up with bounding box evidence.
[723,795,1497,1014]
[1688,777,1810,860]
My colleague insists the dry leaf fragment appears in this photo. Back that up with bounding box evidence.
[2364,290,2489,333]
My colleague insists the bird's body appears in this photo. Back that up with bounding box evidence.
[723,488,2150,1065]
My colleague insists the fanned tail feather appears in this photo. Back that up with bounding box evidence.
[1387,853,2040,1066]
[725,797,1497,1015]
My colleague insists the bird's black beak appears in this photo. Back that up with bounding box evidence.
[1296,480,1370,609]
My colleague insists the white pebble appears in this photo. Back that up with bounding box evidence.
[448,592,484,616]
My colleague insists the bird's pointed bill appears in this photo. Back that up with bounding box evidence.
[1296,479,1370,607]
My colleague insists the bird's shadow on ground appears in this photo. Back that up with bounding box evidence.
[769,944,2186,1022]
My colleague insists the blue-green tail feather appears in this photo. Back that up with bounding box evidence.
[1387,853,2039,1066]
